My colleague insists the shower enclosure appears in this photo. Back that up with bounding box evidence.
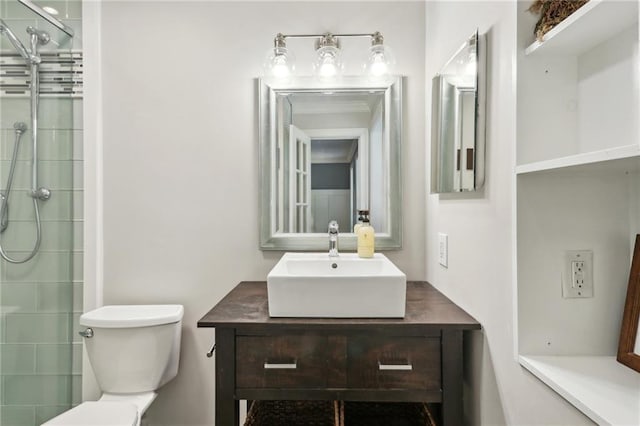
[0,0,82,425]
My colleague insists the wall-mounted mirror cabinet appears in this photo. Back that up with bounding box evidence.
[259,76,402,251]
[431,30,486,193]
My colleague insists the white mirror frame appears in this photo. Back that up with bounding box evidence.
[259,76,403,251]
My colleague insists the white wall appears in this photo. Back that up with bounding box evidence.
[294,111,371,130]
[425,2,593,425]
[87,2,425,425]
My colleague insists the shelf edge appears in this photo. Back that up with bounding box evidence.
[519,355,640,425]
[516,145,640,174]
[524,0,603,56]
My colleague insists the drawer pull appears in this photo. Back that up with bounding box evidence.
[206,343,216,358]
[264,361,297,370]
[378,362,413,371]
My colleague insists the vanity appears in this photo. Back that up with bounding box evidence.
[198,281,480,426]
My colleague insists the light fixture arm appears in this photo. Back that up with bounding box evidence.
[371,31,384,46]
[316,33,340,50]
[273,32,287,49]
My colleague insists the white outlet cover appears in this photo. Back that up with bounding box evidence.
[562,250,593,298]
[438,233,448,268]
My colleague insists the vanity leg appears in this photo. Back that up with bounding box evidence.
[442,329,463,426]
[216,327,239,426]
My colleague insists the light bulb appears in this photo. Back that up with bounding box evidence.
[319,59,338,78]
[313,45,343,81]
[364,44,395,80]
[263,46,295,80]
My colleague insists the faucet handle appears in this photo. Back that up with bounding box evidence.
[328,220,339,234]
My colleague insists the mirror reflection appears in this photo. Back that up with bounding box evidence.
[277,91,387,234]
[259,77,402,251]
[431,30,485,193]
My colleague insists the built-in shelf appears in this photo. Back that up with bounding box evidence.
[515,144,640,175]
[517,0,640,422]
[520,355,640,425]
[525,0,639,56]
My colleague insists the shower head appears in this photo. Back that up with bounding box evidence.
[0,19,32,61]
[13,122,27,134]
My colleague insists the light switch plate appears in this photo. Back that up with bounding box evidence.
[438,233,448,268]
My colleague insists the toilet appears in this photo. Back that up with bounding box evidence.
[43,304,184,426]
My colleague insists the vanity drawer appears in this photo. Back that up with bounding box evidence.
[236,335,327,388]
[347,336,441,390]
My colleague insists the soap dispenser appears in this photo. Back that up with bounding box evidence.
[357,211,375,258]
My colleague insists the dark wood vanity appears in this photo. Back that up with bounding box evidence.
[198,281,480,425]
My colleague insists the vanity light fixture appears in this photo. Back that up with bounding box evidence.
[263,31,395,80]
[313,33,343,81]
[364,32,396,78]
[263,33,295,79]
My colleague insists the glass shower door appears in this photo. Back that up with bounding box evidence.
[0,0,82,424]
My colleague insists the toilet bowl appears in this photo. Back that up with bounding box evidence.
[42,304,184,426]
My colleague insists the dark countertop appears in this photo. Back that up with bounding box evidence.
[198,281,480,332]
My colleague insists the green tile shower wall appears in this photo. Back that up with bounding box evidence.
[1,406,35,426]
[1,0,84,418]
[0,190,77,221]
[3,376,71,405]
[0,0,82,51]
[0,99,80,130]
[0,130,80,160]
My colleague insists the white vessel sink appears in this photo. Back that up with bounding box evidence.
[267,252,406,318]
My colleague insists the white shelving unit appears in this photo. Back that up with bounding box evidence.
[520,356,640,425]
[516,0,640,423]
[525,0,639,56]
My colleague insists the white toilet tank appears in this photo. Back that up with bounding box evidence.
[80,305,184,393]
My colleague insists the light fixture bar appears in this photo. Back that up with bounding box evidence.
[277,32,379,40]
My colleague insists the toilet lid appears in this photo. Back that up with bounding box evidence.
[42,401,138,426]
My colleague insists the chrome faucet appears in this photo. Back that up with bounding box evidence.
[328,220,339,257]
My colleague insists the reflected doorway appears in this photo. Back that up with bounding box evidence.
[310,138,359,233]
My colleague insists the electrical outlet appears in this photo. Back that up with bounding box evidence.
[572,261,585,287]
[438,233,448,268]
[562,250,593,298]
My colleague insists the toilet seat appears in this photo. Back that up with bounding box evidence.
[42,401,138,426]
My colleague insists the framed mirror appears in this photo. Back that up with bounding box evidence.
[431,30,486,193]
[617,234,640,372]
[259,76,402,251]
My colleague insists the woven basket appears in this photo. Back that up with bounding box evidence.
[341,401,437,426]
[244,400,341,426]
[529,0,589,41]
[244,400,437,426]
